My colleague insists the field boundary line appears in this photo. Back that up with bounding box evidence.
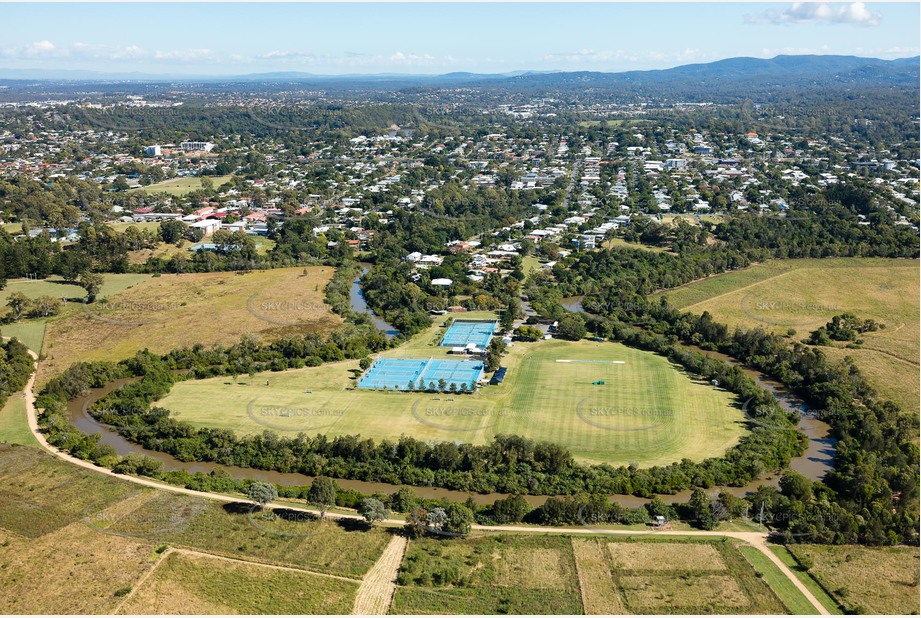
[167,547,361,583]
[678,268,797,311]
[113,546,173,614]
[857,344,920,367]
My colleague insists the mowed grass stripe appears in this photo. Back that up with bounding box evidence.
[737,545,818,614]
[0,396,39,447]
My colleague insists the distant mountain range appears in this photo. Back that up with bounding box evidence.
[0,55,917,97]
[0,67,552,82]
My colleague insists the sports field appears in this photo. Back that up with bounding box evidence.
[159,322,746,466]
[657,258,920,414]
[440,319,497,348]
[128,174,233,196]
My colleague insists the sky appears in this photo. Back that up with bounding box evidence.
[0,2,918,76]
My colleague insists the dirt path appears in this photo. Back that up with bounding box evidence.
[746,534,832,615]
[351,535,407,615]
[12,341,827,615]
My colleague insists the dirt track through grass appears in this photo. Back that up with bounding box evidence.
[352,535,407,615]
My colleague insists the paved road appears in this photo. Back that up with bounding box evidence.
[10,340,829,615]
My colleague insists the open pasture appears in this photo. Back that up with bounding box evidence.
[36,266,341,386]
[658,258,920,414]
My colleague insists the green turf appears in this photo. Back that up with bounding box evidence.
[737,545,818,614]
[769,546,844,614]
[1,274,152,305]
[159,319,746,467]
[0,396,38,447]
[521,255,543,274]
[0,320,46,354]
[106,221,162,234]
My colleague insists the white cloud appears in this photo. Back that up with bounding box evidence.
[543,48,718,66]
[389,51,441,65]
[745,2,882,27]
[152,48,216,62]
[24,40,60,57]
[0,40,225,64]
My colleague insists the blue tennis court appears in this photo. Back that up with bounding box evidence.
[440,319,497,348]
[358,358,485,391]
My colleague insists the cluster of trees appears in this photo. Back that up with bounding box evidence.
[360,257,520,339]
[0,337,34,412]
[808,312,883,346]
[3,293,63,322]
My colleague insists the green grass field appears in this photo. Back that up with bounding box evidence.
[769,546,843,614]
[1,274,152,306]
[521,255,543,274]
[0,320,46,355]
[107,221,162,234]
[0,396,38,447]
[129,175,233,196]
[737,545,817,614]
[786,544,920,615]
[658,258,920,414]
[159,314,745,466]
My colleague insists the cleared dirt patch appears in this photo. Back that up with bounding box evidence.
[607,541,727,572]
[572,538,625,615]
